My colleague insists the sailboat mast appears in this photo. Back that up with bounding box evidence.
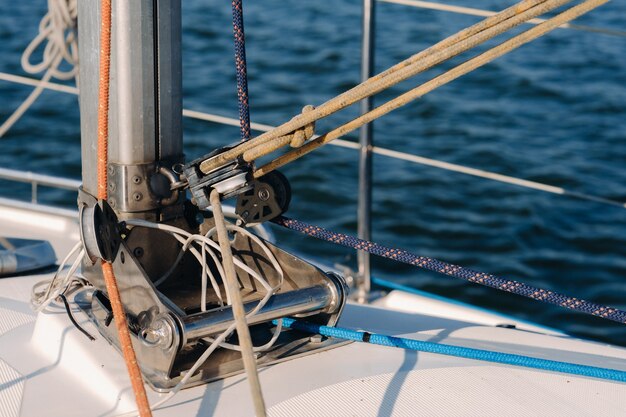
[77,0,183,278]
[77,0,182,206]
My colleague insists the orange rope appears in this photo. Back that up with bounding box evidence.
[97,1,152,415]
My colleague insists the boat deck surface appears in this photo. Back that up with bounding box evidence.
[1,201,625,416]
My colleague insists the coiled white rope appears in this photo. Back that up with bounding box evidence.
[0,0,78,138]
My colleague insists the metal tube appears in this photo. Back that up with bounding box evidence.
[78,0,182,191]
[111,1,156,165]
[0,167,82,190]
[357,0,376,302]
[181,285,335,344]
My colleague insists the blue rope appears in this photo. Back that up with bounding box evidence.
[272,216,626,325]
[232,0,251,141]
[276,318,626,383]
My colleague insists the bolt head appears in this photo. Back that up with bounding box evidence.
[258,188,271,201]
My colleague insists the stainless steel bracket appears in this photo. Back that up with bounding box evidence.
[107,162,182,213]
[78,205,349,391]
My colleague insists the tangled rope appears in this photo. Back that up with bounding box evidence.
[0,0,78,138]
[120,211,284,416]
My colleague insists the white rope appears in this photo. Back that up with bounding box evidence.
[117,218,282,417]
[31,241,84,311]
[0,0,78,138]
[379,0,626,38]
[41,216,283,417]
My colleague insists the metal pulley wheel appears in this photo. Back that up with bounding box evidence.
[236,170,291,226]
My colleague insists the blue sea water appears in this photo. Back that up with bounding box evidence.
[0,0,625,345]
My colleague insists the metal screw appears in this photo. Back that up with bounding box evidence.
[133,247,144,258]
[258,188,270,201]
[108,165,115,175]
[132,175,142,184]
[133,192,143,201]
[109,182,116,191]
[108,198,116,208]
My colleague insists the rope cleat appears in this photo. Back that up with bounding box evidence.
[182,144,293,225]
[182,144,254,210]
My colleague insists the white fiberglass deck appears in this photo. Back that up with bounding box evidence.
[1,201,625,417]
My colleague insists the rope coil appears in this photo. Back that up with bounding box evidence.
[0,0,78,138]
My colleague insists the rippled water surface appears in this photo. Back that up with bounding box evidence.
[0,1,625,345]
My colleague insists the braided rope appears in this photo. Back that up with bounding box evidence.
[272,216,626,325]
[277,318,626,383]
[254,0,608,178]
[232,0,251,141]
[97,1,151,415]
[200,0,572,174]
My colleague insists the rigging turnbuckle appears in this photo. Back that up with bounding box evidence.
[176,144,291,225]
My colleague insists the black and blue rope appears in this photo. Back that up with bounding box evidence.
[272,216,626,325]
[231,0,251,141]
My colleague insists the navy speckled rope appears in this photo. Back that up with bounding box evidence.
[272,216,626,325]
[232,0,251,141]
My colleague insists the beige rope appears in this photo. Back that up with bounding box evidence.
[209,189,267,417]
[199,0,566,173]
[242,104,315,161]
[254,0,609,178]
[289,104,316,148]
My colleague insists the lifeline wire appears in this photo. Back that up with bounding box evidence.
[277,318,626,384]
[273,216,626,325]
[3,74,623,211]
